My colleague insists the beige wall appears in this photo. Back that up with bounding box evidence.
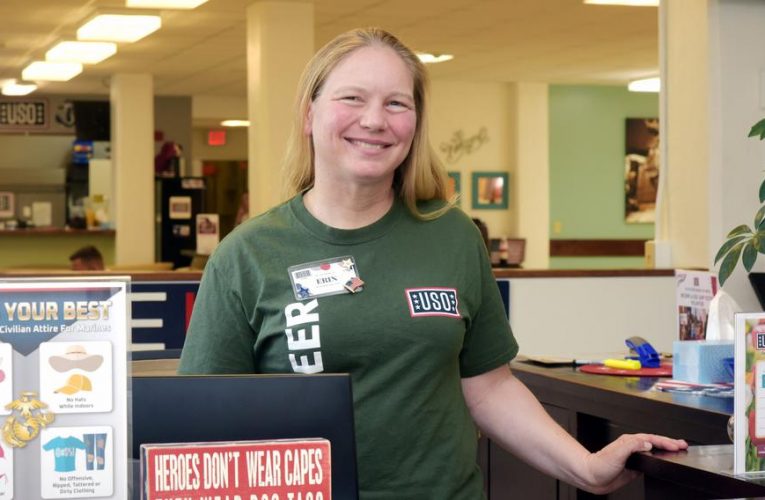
[429,80,514,239]
[192,127,248,162]
[0,135,73,170]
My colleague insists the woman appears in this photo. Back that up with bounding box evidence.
[178,27,686,498]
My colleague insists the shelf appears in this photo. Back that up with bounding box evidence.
[0,228,115,236]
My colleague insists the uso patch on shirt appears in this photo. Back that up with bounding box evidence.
[405,287,460,318]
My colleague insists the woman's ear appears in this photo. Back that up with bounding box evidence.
[303,104,313,136]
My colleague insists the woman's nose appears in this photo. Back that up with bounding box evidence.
[359,105,386,131]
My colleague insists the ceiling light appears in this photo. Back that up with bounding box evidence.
[220,120,250,127]
[126,0,208,8]
[416,53,454,64]
[628,77,660,92]
[77,14,161,43]
[584,0,659,6]
[1,80,38,96]
[46,41,117,64]
[22,61,83,82]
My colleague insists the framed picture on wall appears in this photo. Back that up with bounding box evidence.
[472,172,509,209]
[624,117,659,223]
[0,192,14,218]
[447,171,461,204]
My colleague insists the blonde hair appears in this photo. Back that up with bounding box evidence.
[282,27,453,219]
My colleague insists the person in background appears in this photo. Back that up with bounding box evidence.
[178,27,686,499]
[234,192,249,226]
[69,245,104,271]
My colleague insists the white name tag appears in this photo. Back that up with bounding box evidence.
[288,256,363,300]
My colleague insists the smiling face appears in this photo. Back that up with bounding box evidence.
[304,45,417,191]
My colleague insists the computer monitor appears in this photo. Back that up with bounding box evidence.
[131,374,359,499]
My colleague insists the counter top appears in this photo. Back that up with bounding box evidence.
[510,360,732,444]
[493,268,676,278]
[0,228,115,236]
[627,445,765,498]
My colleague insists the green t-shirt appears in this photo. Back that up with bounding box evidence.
[179,194,518,499]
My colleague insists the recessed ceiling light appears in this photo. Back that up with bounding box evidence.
[22,61,83,82]
[584,0,659,6]
[220,120,250,127]
[628,77,660,92]
[416,53,454,64]
[77,14,161,43]
[1,80,38,96]
[46,41,117,64]
[126,0,208,8]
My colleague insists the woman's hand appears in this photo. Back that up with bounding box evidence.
[581,433,688,494]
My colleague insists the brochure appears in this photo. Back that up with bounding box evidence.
[676,270,717,340]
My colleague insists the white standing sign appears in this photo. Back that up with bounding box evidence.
[0,278,130,499]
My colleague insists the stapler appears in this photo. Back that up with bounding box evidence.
[625,336,661,368]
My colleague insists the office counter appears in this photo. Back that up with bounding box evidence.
[482,361,733,499]
[132,357,743,499]
[627,445,765,499]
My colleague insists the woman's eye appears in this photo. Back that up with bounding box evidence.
[340,96,361,103]
[387,100,411,111]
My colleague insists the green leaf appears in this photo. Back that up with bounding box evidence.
[756,205,765,229]
[743,242,758,272]
[718,241,745,287]
[760,178,765,203]
[715,235,749,264]
[750,118,765,140]
[728,224,753,238]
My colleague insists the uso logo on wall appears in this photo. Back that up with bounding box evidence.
[0,98,48,131]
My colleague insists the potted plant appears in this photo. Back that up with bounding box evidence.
[715,118,765,286]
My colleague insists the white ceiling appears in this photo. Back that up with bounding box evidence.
[0,0,658,99]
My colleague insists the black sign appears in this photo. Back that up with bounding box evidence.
[0,98,49,131]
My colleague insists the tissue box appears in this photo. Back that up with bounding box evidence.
[672,340,734,384]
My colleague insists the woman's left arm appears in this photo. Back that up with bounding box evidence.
[461,364,687,494]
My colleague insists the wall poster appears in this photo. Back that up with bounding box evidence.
[624,118,660,223]
[0,278,130,499]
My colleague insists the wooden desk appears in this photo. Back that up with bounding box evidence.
[483,361,733,499]
[628,445,765,499]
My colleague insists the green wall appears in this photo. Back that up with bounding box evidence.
[549,85,659,269]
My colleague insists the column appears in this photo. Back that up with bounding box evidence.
[111,73,155,265]
[246,1,314,216]
[513,82,550,269]
[654,0,709,268]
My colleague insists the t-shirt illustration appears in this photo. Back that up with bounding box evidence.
[42,436,86,472]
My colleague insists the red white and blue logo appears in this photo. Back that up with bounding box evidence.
[405,288,460,318]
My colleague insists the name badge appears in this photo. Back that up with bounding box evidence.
[288,256,363,300]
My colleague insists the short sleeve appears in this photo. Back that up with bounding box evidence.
[458,239,519,378]
[178,257,258,374]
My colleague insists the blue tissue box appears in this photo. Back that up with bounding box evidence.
[672,340,734,384]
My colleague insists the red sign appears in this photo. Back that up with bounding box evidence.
[208,129,226,146]
[142,439,331,500]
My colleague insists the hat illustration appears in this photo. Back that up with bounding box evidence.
[55,374,93,395]
[49,345,103,372]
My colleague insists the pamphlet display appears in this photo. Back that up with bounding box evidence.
[195,213,219,256]
[676,270,717,340]
[0,278,130,499]
[734,312,765,474]
[141,439,331,500]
